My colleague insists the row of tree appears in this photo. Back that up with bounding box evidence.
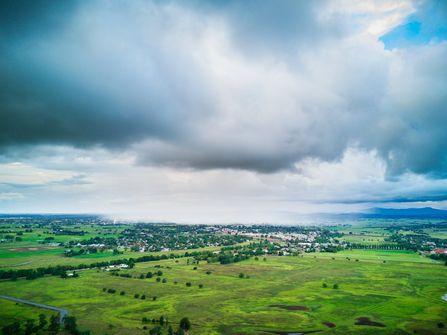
[0,250,215,281]
[2,314,64,335]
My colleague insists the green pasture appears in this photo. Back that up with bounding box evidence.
[1,252,446,335]
[306,249,440,263]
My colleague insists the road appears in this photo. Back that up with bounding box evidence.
[0,295,68,323]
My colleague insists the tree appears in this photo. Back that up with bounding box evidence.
[24,319,35,335]
[38,314,47,329]
[48,315,60,332]
[333,283,339,289]
[2,321,20,335]
[322,283,328,288]
[64,316,78,335]
[168,325,174,335]
[179,317,191,331]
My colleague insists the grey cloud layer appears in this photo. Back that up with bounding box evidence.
[1,0,447,176]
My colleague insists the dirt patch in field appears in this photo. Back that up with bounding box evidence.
[322,322,336,328]
[270,304,309,311]
[355,317,385,327]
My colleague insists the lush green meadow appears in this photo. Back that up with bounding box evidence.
[1,250,446,335]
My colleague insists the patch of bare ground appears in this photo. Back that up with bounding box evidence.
[322,322,336,328]
[355,317,385,327]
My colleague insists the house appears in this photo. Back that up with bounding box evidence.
[433,248,447,255]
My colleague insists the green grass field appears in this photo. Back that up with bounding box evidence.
[1,251,446,335]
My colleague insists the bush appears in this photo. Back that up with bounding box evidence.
[186,282,192,287]
[179,317,191,331]
[120,291,125,295]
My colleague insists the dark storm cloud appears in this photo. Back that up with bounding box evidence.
[1,0,447,177]
[0,0,203,148]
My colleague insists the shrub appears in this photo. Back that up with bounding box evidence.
[179,317,191,331]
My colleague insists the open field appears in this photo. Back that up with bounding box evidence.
[305,249,441,264]
[1,252,446,335]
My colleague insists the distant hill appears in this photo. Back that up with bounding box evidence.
[362,207,447,218]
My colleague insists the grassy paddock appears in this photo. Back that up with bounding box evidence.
[1,251,446,335]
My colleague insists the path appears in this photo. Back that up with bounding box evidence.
[0,295,68,323]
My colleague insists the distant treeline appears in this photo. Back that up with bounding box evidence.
[0,251,209,281]
[429,253,447,265]
[347,243,405,250]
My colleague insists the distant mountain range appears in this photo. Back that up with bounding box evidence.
[346,207,447,219]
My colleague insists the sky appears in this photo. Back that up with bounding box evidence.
[1,0,447,223]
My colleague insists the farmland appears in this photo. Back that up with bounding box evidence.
[0,217,446,335]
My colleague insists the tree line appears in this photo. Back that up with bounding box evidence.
[0,250,214,281]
